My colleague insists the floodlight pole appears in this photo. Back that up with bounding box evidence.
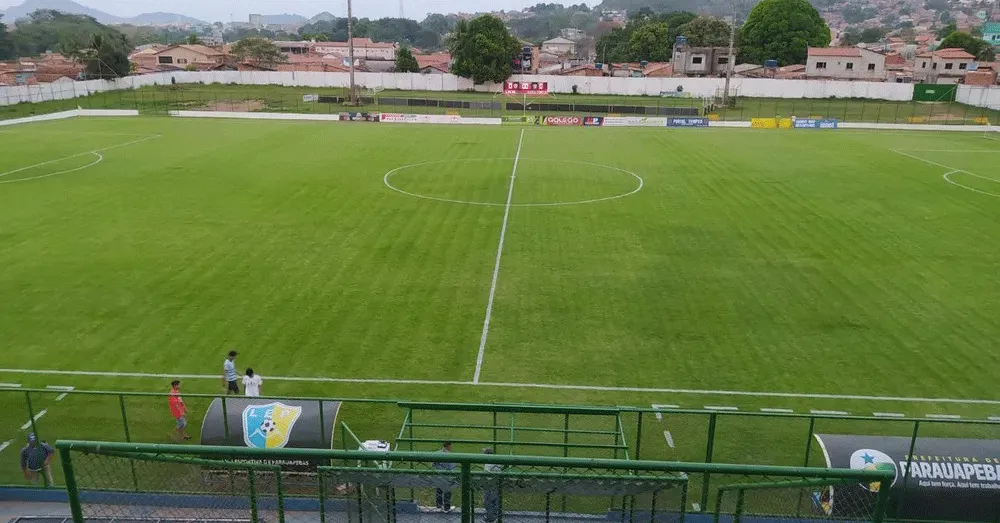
[722,0,738,107]
[347,0,358,104]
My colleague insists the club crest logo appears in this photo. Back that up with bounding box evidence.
[242,402,302,449]
[850,449,898,493]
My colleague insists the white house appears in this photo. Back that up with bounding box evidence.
[915,48,976,84]
[806,47,887,81]
[313,38,398,61]
[541,37,577,56]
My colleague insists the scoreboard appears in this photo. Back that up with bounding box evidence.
[504,81,549,95]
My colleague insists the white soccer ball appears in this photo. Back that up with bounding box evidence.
[261,419,277,433]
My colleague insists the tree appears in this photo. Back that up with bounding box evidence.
[396,46,419,72]
[840,27,861,46]
[738,0,830,66]
[676,16,733,47]
[939,31,996,60]
[0,15,14,60]
[231,37,287,68]
[859,27,887,43]
[12,9,125,57]
[186,34,203,45]
[448,15,520,84]
[628,21,671,61]
[66,32,130,79]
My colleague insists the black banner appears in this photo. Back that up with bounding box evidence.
[201,398,340,471]
[816,434,1000,521]
[339,112,379,122]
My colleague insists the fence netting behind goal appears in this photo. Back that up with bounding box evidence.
[61,444,890,523]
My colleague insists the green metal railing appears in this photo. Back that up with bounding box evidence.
[56,440,894,523]
[4,386,999,513]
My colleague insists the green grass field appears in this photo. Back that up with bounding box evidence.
[3,116,1000,487]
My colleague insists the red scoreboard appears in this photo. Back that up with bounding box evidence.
[503,81,549,95]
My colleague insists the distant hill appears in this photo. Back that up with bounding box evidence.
[261,13,308,25]
[308,12,337,23]
[2,0,116,23]
[2,0,205,26]
[125,12,205,26]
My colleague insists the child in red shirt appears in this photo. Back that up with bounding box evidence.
[169,380,191,441]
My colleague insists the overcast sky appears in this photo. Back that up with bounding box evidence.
[0,0,594,22]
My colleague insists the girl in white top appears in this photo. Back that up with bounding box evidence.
[242,368,263,397]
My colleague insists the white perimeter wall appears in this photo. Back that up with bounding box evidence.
[0,71,932,107]
[957,85,1000,110]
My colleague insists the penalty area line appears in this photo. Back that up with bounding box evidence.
[3,368,1000,406]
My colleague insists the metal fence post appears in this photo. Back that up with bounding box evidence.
[461,462,473,523]
[249,468,259,523]
[318,470,327,523]
[796,417,817,516]
[60,447,85,523]
[872,477,892,523]
[700,413,717,510]
[733,489,746,523]
[895,420,920,514]
[119,394,140,491]
[276,469,286,523]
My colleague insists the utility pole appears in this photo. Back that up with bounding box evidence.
[347,0,358,104]
[722,0,738,107]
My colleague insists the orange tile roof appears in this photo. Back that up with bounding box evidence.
[933,48,975,59]
[414,53,450,69]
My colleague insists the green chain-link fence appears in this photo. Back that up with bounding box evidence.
[56,441,892,523]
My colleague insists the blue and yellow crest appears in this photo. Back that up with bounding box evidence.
[242,402,303,449]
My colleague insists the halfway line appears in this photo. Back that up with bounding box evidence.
[473,129,525,384]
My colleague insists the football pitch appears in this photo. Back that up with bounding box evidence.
[3,117,1000,483]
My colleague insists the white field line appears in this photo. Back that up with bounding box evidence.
[810,410,849,416]
[891,149,1000,198]
[5,367,1000,405]
[988,417,1000,422]
[0,135,160,184]
[663,430,675,448]
[760,408,794,414]
[926,414,961,420]
[704,405,738,411]
[0,441,11,454]
[47,385,75,401]
[873,412,906,418]
[473,129,525,384]
[20,409,47,430]
[0,383,21,388]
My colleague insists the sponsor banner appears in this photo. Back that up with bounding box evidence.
[339,112,379,122]
[302,94,319,103]
[815,434,1000,521]
[201,397,340,471]
[793,118,839,129]
[501,115,540,126]
[583,116,604,127]
[667,117,710,128]
[378,113,464,124]
[750,117,778,129]
[603,116,669,127]
[503,81,548,95]
[543,116,582,126]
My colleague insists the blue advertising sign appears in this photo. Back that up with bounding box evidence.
[793,118,839,129]
[667,117,710,128]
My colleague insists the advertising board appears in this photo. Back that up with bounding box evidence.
[502,115,540,125]
[603,116,668,127]
[814,434,1000,522]
[667,117,710,128]
[543,116,582,126]
[339,112,379,122]
[582,116,604,127]
[793,118,839,129]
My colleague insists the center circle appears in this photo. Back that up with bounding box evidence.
[383,158,644,207]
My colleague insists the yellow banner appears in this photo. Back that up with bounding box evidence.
[778,118,793,129]
[751,118,778,129]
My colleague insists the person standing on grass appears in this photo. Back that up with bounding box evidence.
[169,380,191,441]
[242,368,263,397]
[222,350,239,395]
[433,442,456,512]
[20,433,54,485]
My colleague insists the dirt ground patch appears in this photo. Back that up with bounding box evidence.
[201,99,265,112]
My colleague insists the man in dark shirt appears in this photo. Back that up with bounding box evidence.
[20,433,54,485]
[433,442,456,512]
